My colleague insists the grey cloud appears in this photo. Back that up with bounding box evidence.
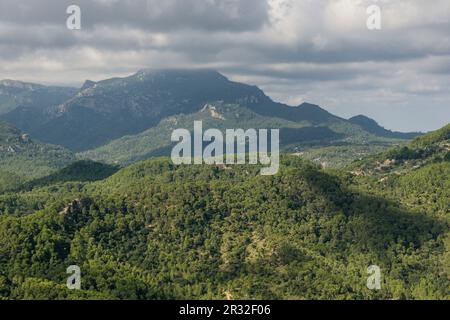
[0,0,449,131]
[0,0,269,32]
[221,64,363,82]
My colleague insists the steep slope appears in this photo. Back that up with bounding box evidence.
[25,69,275,151]
[349,115,421,139]
[0,121,76,179]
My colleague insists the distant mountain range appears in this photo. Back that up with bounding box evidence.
[0,69,422,159]
[0,80,76,131]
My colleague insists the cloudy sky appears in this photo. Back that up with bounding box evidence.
[0,0,449,131]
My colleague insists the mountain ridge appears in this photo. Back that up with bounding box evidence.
[349,115,422,139]
[0,80,77,132]
[0,70,421,153]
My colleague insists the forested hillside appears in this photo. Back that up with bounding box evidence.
[348,124,450,220]
[0,125,448,300]
[0,122,75,182]
[79,102,397,166]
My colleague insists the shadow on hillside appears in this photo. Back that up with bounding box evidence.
[22,160,120,191]
[300,168,447,258]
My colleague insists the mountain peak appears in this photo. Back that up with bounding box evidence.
[80,80,97,91]
[349,115,421,139]
[349,114,379,126]
[298,102,330,112]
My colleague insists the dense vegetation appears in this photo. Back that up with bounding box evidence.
[295,144,393,168]
[348,124,450,221]
[0,124,448,300]
[0,122,75,180]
